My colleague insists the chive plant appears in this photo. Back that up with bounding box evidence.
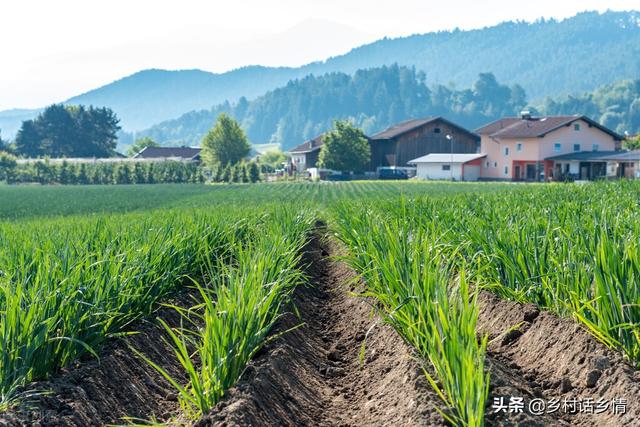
[332,205,489,427]
[141,209,314,418]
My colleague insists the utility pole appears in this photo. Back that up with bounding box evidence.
[446,134,453,181]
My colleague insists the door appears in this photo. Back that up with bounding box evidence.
[514,165,521,181]
[525,164,536,180]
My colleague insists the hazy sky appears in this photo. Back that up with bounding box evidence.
[0,0,637,110]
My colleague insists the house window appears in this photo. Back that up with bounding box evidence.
[573,144,580,152]
[442,164,451,171]
[494,162,498,168]
[504,166,509,175]
[434,128,441,134]
[554,143,562,152]
[574,123,581,131]
[516,143,523,152]
[485,161,490,168]
[504,147,509,156]
[592,143,600,151]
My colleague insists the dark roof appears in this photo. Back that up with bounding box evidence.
[370,116,479,141]
[476,115,624,140]
[544,151,620,161]
[134,146,201,159]
[599,150,640,161]
[290,135,325,154]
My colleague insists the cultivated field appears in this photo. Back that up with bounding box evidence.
[0,181,638,426]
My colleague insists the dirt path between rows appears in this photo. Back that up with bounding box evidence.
[480,291,640,427]
[196,233,444,426]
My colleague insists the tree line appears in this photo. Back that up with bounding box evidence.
[9,104,121,158]
[2,160,206,185]
[136,65,640,151]
[137,66,528,150]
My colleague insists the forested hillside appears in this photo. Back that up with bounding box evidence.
[136,66,528,149]
[137,64,640,150]
[2,10,638,136]
[540,79,640,137]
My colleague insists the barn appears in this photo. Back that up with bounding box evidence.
[368,117,480,171]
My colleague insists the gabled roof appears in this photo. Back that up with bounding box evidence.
[290,135,325,154]
[134,146,201,159]
[408,153,486,164]
[370,116,480,142]
[476,115,624,140]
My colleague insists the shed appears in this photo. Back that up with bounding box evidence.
[408,153,487,181]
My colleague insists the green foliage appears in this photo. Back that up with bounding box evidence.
[259,150,288,171]
[142,210,313,418]
[127,137,159,157]
[15,104,121,158]
[139,66,528,150]
[318,121,370,172]
[221,164,232,183]
[623,134,640,150]
[334,205,489,426]
[248,162,260,183]
[0,152,17,182]
[539,79,640,136]
[201,114,250,167]
[6,160,205,186]
[231,164,242,183]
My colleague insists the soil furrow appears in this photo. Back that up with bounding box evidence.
[198,234,444,426]
[479,291,640,427]
[0,292,199,426]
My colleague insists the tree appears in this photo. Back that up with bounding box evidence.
[221,164,232,183]
[318,121,371,173]
[624,134,640,150]
[201,113,250,167]
[0,131,12,154]
[0,152,17,182]
[127,137,159,157]
[248,162,260,183]
[241,163,249,183]
[231,164,242,183]
[15,104,120,158]
[259,150,288,172]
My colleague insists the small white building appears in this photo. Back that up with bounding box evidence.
[408,153,487,181]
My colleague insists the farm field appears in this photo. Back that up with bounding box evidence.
[0,181,639,426]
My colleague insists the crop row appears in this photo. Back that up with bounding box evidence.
[0,205,313,413]
[331,181,640,426]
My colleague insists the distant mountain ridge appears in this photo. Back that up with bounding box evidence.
[1,10,639,138]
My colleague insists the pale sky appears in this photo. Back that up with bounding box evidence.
[0,0,637,110]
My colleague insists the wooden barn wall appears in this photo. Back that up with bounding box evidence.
[369,120,479,170]
[394,121,479,167]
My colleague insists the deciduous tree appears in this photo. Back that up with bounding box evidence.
[318,121,371,173]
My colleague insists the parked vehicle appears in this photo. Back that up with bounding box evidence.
[378,168,408,180]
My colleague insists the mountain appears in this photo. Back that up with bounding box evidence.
[136,65,528,150]
[1,10,639,138]
[137,68,640,151]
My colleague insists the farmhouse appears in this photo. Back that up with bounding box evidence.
[289,135,325,172]
[134,146,202,161]
[408,153,486,181]
[475,113,624,181]
[368,117,480,171]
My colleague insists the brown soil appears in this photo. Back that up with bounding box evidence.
[0,292,199,426]
[479,291,640,427]
[196,234,444,426]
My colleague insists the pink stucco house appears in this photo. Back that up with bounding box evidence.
[476,113,624,181]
